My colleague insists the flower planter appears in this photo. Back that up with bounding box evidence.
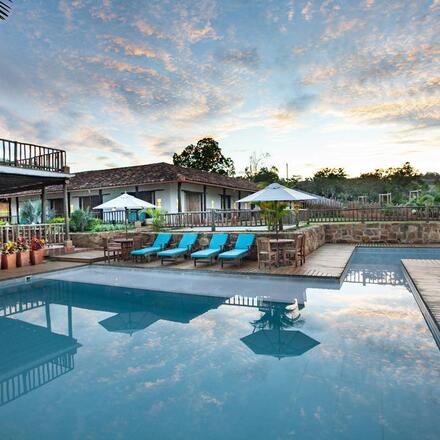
[16,251,31,267]
[31,249,45,265]
[1,253,17,270]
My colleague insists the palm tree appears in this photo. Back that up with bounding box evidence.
[0,1,12,21]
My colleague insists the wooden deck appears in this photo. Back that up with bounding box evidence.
[402,259,440,346]
[52,250,106,263]
[113,244,356,279]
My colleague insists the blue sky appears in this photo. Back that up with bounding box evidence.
[0,0,439,176]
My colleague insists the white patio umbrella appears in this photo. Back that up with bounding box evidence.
[93,192,156,237]
[237,183,317,204]
[237,183,317,264]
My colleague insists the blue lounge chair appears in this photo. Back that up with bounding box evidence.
[130,233,172,261]
[218,234,256,267]
[191,233,229,266]
[158,233,198,265]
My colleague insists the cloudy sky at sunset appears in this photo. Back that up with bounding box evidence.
[0,0,438,176]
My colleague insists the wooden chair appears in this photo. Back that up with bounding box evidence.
[131,236,143,252]
[257,237,277,270]
[283,234,305,267]
[103,237,122,263]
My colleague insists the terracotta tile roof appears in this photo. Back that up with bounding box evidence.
[1,162,257,196]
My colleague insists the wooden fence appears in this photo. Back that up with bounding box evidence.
[307,206,440,223]
[163,209,308,230]
[0,223,66,244]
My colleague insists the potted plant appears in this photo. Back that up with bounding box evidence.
[16,237,30,267]
[30,236,45,265]
[1,241,17,270]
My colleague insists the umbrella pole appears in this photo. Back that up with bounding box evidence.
[125,207,128,238]
[276,201,280,266]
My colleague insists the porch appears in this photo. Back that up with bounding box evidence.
[0,137,73,244]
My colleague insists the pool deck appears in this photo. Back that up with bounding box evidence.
[402,259,440,344]
[113,244,356,279]
[0,244,356,283]
[52,250,106,263]
[0,261,86,282]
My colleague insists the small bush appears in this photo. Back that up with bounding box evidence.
[146,208,167,232]
[69,209,95,232]
[90,223,134,232]
[48,216,65,224]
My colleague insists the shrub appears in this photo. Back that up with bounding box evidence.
[90,223,134,232]
[48,216,65,224]
[1,241,16,255]
[31,236,45,250]
[146,208,167,232]
[20,200,41,224]
[69,209,95,232]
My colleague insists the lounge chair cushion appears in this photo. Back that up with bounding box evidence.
[158,248,188,257]
[208,233,229,249]
[218,249,249,259]
[153,233,172,248]
[131,246,162,256]
[191,248,221,259]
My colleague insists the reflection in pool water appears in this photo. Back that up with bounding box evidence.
[0,247,440,439]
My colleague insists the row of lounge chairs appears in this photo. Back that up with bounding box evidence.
[130,233,256,267]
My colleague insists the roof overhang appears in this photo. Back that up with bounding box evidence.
[0,165,75,194]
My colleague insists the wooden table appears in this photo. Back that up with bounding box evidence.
[113,238,134,260]
[269,239,296,266]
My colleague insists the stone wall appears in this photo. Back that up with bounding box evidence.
[324,222,440,244]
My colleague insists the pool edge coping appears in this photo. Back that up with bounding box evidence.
[401,260,440,350]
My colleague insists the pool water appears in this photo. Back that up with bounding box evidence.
[1,247,440,439]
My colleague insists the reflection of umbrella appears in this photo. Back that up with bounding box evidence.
[241,329,319,359]
[93,192,156,237]
[237,183,317,263]
[99,312,159,335]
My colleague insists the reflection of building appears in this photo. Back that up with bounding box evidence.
[344,264,408,287]
[0,317,79,407]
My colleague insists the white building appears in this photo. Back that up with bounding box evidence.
[2,162,257,222]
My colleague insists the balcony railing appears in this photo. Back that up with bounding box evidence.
[0,223,66,244]
[0,138,67,173]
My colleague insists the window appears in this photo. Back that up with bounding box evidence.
[49,198,64,216]
[129,191,155,204]
[221,195,231,210]
[79,195,101,211]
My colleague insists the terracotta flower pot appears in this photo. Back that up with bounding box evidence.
[1,253,17,270]
[16,251,31,267]
[31,249,45,265]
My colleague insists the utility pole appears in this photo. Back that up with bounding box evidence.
[286,163,289,179]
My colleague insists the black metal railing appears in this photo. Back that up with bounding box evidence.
[0,138,67,173]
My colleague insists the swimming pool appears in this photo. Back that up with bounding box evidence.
[1,247,440,439]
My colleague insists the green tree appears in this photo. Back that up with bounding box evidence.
[173,138,235,176]
[312,167,347,198]
[247,166,280,187]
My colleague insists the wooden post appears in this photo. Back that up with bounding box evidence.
[211,210,216,232]
[41,186,47,223]
[63,181,70,241]
[177,182,182,213]
[16,197,20,224]
[7,198,11,223]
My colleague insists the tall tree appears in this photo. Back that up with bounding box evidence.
[173,138,235,176]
